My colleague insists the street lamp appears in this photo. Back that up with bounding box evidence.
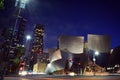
[25,34,31,58]
[26,35,31,40]
[93,51,99,76]
[93,51,99,64]
[25,35,31,70]
[95,51,99,56]
[25,35,31,56]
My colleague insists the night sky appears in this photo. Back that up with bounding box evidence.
[0,0,120,50]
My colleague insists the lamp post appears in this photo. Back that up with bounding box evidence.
[93,51,99,76]
[25,35,31,70]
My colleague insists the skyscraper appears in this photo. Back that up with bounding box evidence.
[32,24,46,73]
[32,24,44,55]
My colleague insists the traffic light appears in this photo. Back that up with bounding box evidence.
[17,18,27,45]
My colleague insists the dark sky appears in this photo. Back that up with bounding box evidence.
[0,0,120,50]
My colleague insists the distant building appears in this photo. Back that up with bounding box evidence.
[46,34,111,74]
[32,24,44,55]
[87,34,111,67]
[58,35,84,54]
[32,24,46,73]
[46,35,88,74]
[88,34,111,53]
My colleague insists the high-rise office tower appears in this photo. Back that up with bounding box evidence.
[32,24,44,55]
[32,24,46,73]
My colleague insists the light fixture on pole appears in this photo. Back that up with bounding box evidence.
[25,34,31,70]
[25,34,31,56]
[95,51,99,56]
[93,51,99,64]
[26,35,31,40]
[93,51,99,76]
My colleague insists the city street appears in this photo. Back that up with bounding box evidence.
[4,74,120,80]
[1,0,120,80]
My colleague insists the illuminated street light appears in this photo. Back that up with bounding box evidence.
[26,35,31,40]
[95,51,99,56]
[93,51,99,76]
[25,34,31,71]
[25,34,31,53]
[93,51,99,63]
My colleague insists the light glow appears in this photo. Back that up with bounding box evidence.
[93,58,96,62]
[26,35,31,40]
[95,51,99,56]
[68,72,76,76]
[21,0,28,4]
[19,71,27,76]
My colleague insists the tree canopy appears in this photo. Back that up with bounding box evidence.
[0,0,4,9]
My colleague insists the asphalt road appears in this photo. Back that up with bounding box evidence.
[4,75,120,80]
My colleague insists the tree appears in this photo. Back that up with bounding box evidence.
[17,46,25,57]
[0,0,4,9]
[8,46,25,73]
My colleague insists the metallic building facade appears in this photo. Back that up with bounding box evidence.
[45,35,88,74]
[46,49,88,74]
[58,35,84,54]
[45,34,111,74]
[88,34,111,53]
